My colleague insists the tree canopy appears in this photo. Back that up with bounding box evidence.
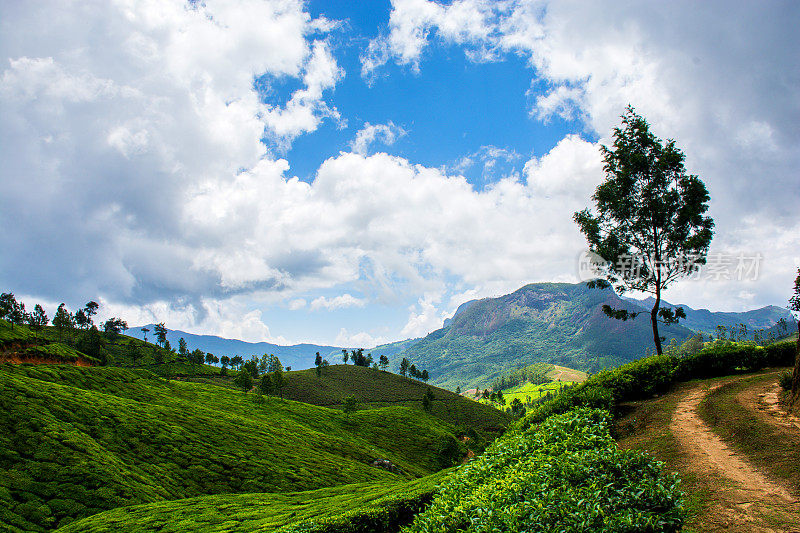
[574,106,713,355]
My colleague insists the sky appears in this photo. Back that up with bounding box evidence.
[1,0,798,347]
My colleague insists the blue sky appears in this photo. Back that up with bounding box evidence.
[1,1,798,346]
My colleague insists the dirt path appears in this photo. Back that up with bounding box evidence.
[671,378,800,532]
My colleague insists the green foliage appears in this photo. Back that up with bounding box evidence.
[74,326,110,366]
[0,365,463,532]
[234,369,254,393]
[58,474,448,533]
[405,408,683,532]
[342,395,358,416]
[519,339,797,429]
[421,388,434,412]
[490,362,553,391]
[779,372,792,391]
[574,106,714,356]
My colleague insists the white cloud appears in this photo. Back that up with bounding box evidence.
[336,328,387,348]
[310,294,367,311]
[2,0,797,347]
[288,298,307,311]
[350,121,407,154]
[361,0,499,77]
[360,0,800,315]
[523,134,602,196]
[400,293,449,338]
[262,40,345,148]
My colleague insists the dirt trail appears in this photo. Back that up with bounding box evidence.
[671,379,800,532]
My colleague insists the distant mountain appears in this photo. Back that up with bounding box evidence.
[127,325,343,370]
[378,282,695,391]
[622,296,796,337]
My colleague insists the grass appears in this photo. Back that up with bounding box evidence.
[0,364,467,532]
[56,472,449,533]
[696,371,800,493]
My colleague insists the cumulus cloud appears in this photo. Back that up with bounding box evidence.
[2,0,796,346]
[0,0,341,308]
[350,121,407,154]
[310,294,367,311]
[335,328,388,348]
[361,0,800,315]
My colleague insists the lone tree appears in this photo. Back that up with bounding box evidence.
[422,387,435,413]
[342,395,358,417]
[574,106,714,355]
[399,357,410,377]
[234,369,253,394]
[153,322,168,348]
[789,269,800,399]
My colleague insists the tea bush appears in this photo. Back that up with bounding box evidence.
[404,408,683,533]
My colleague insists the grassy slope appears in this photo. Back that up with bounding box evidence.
[280,365,511,433]
[0,364,464,532]
[56,473,448,533]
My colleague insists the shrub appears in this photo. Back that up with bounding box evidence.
[779,371,793,391]
[404,408,684,533]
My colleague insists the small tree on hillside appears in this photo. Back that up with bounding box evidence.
[153,323,167,348]
[399,357,410,377]
[788,269,800,399]
[178,337,188,360]
[84,301,99,324]
[103,317,127,336]
[258,373,274,396]
[422,388,435,413]
[342,395,358,417]
[52,303,75,339]
[231,355,243,370]
[379,354,389,371]
[141,327,150,343]
[342,349,349,365]
[272,364,286,399]
[234,369,253,394]
[27,304,48,330]
[315,352,323,377]
[0,293,16,326]
[75,309,89,330]
[574,106,714,356]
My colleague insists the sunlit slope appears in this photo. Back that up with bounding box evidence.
[0,365,461,532]
[282,365,512,432]
[55,473,448,533]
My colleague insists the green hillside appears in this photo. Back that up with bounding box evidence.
[392,282,693,390]
[0,364,467,532]
[280,365,511,433]
[56,474,448,533]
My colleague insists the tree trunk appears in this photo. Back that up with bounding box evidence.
[792,319,800,401]
[651,290,663,356]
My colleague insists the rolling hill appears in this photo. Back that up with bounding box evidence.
[278,364,511,433]
[0,363,473,532]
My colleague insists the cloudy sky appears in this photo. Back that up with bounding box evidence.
[1,0,798,346]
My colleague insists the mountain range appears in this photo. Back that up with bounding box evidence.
[130,282,795,389]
